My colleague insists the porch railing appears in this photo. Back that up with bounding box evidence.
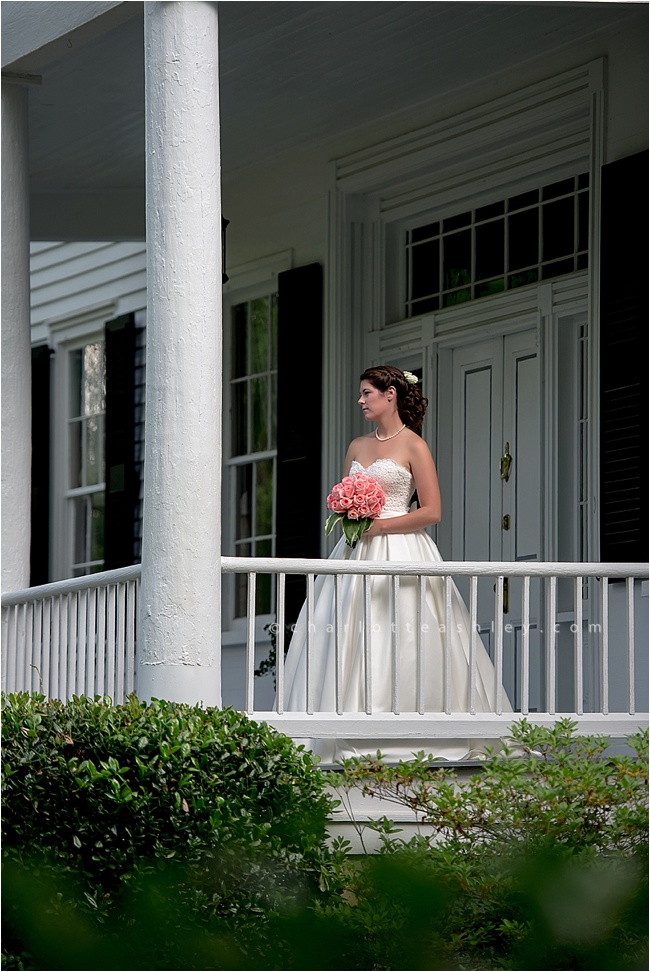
[1,565,140,705]
[224,558,649,742]
[2,559,648,741]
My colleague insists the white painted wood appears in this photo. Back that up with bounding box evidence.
[1,2,125,69]
[258,711,648,739]
[626,578,635,716]
[30,242,146,327]
[1,82,32,592]
[139,1,222,707]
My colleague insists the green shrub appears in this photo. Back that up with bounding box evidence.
[1,692,336,970]
[4,700,648,971]
[325,719,649,970]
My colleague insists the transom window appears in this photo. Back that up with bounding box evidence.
[405,174,589,317]
[67,341,106,575]
[229,294,278,617]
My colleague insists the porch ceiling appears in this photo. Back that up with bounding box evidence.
[1,0,644,240]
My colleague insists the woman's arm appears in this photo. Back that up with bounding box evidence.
[364,436,442,536]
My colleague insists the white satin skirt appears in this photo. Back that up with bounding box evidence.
[282,524,512,763]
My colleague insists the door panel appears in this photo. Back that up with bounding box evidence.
[442,329,542,711]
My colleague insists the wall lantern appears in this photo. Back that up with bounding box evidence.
[222,216,230,284]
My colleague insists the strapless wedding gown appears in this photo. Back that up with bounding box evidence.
[282,458,511,762]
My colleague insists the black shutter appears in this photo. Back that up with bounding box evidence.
[104,313,138,569]
[276,264,323,622]
[599,151,648,562]
[30,345,52,585]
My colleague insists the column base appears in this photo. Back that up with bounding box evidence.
[136,664,221,708]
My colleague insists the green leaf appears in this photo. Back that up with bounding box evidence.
[325,512,343,536]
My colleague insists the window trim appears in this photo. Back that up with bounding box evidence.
[222,260,289,628]
[50,323,109,581]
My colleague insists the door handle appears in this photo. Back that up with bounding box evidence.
[500,443,512,482]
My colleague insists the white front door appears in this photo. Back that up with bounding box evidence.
[437,328,543,710]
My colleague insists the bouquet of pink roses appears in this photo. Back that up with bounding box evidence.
[325,472,386,548]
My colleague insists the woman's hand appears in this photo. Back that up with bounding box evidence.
[363,518,384,538]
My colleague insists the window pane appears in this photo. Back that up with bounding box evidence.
[541,257,574,279]
[90,492,105,563]
[82,343,105,416]
[411,295,439,315]
[271,373,278,449]
[251,298,269,374]
[443,288,471,307]
[271,294,278,369]
[542,177,574,201]
[411,221,439,243]
[508,189,538,211]
[236,464,252,540]
[475,279,505,299]
[475,220,504,281]
[578,191,589,252]
[73,496,88,567]
[508,209,538,270]
[69,348,82,417]
[443,211,471,232]
[509,269,539,290]
[232,381,248,456]
[84,415,103,487]
[232,303,248,378]
[69,420,82,488]
[256,459,274,536]
[443,229,471,291]
[255,566,272,615]
[411,239,439,299]
[72,493,105,570]
[404,173,587,317]
[251,376,268,452]
[543,197,574,261]
[476,201,504,221]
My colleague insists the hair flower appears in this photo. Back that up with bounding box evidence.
[403,370,418,384]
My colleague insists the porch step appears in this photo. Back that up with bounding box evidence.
[323,762,485,854]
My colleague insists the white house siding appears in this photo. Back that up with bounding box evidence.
[30,242,147,344]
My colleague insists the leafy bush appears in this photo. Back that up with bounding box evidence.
[325,719,649,970]
[3,700,648,971]
[1,692,336,970]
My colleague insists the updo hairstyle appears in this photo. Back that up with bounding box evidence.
[360,365,428,433]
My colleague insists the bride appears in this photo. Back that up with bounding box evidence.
[282,364,511,762]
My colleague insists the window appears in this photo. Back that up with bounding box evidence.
[405,174,589,317]
[229,293,278,617]
[67,340,106,575]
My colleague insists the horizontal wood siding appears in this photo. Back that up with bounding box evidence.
[30,242,146,328]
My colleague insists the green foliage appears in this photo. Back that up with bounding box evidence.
[325,719,649,970]
[1,692,336,969]
[3,701,648,971]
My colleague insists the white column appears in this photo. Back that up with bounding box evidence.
[1,83,32,593]
[139,2,222,706]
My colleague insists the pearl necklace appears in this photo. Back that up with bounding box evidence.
[375,425,406,441]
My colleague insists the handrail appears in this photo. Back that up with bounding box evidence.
[4,559,646,606]
[1,564,142,607]
[221,557,649,578]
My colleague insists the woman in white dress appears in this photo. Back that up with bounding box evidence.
[282,365,510,762]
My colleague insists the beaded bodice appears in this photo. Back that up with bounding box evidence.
[349,458,414,517]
